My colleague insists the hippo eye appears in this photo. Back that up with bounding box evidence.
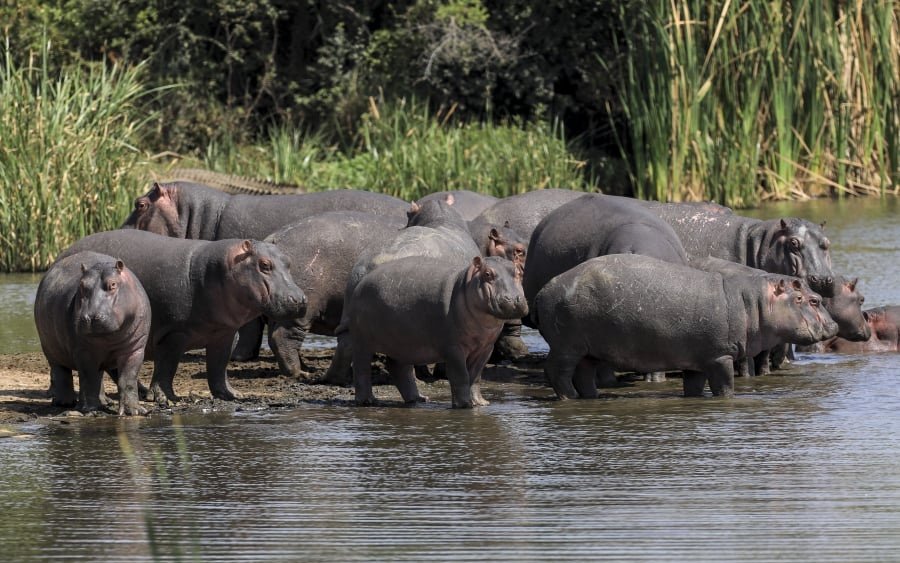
[483,269,496,282]
[259,259,273,273]
[860,296,865,304]
[809,297,820,307]
[789,238,801,249]
[820,238,830,250]
[794,294,803,304]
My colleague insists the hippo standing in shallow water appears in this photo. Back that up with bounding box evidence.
[534,254,838,399]
[801,305,900,354]
[59,230,307,404]
[34,252,151,415]
[642,203,836,297]
[343,255,527,408]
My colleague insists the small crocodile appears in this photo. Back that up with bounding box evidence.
[156,168,305,195]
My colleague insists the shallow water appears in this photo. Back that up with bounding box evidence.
[2,196,899,561]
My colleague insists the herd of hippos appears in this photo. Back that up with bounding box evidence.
[33,182,900,415]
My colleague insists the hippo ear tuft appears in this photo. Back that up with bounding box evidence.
[115,260,125,273]
[445,193,455,206]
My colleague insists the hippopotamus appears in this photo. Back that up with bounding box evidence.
[262,212,402,379]
[640,202,836,297]
[121,181,409,240]
[417,190,498,221]
[689,256,861,375]
[522,193,689,310]
[468,188,588,243]
[34,252,151,415]
[801,305,900,354]
[325,196,481,383]
[58,230,307,403]
[534,254,838,399]
[343,255,527,408]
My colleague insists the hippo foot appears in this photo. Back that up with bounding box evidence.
[355,395,378,407]
[472,395,490,407]
[210,387,243,401]
[51,395,78,409]
[643,372,667,383]
[403,394,429,406]
[118,401,149,416]
[147,384,178,406]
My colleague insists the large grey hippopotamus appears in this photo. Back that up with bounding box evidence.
[468,188,588,243]
[690,257,869,374]
[522,193,689,310]
[800,305,899,354]
[343,255,527,408]
[121,181,409,239]
[34,252,151,415]
[640,202,836,296]
[534,254,838,399]
[325,195,481,383]
[263,211,402,379]
[58,230,307,403]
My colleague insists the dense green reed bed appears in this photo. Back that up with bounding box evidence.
[0,43,153,272]
[611,0,899,207]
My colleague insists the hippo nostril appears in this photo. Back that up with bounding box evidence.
[825,277,834,286]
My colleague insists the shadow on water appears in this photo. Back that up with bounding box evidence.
[1,197,899,560]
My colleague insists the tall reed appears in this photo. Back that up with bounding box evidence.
[197,98,592,201]
[0,38,154,272]
[610,0,900,206]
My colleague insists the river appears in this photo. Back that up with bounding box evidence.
[0,196,898,561]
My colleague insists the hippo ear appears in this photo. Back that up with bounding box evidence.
[466,256,483,282]
[779,218,789,232]
[81,263,88,274]
[408,201,420,214]
[773,279,787,296]
[848,277,858,291]
[791,279,803,291]
[503,220,511,229]
[489,228,501,242]
[820,220,827,230]
[241,240,253,254]
[445,193,455,206]
[115,260,125,273]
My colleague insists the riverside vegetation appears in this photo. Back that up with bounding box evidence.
[1,1,898,272]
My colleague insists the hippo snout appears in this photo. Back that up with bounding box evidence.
[267,287,308,321]
[808,275,836,297]
[496,294,529,319]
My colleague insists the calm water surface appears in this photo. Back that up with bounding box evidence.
[1,197,899,561]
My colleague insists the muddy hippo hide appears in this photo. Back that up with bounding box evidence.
[522,193,689,313]
[264,212,402,379]
[643,203,836,297]
[58,230,307,403]
[34,252,151,415]
[802,305,900,354]
[344,255,527,408]
[121,181,408,240]
[534,254,838,399]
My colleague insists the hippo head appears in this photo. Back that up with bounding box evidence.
[121,182,185,238]
[766,277,838,345]
[487,221,528,264]
[406,194,468,230]
[228,240,308,322]
[824,276,871,342]
[466,255,528,320]
[764,218,835,297]
[75,260,139,336]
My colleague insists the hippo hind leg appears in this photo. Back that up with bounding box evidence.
[573,359,599,399]
[544,349,581,400]
[706,357,735,398]
[231,317,264,362]
[352,342,377,406]
[682,370,707,397]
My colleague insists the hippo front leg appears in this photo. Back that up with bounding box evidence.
[231,317,265,362]
[682,370,707,397]
[446,351,476,408]
[49,364,78,407]
[753,350,771,376]
[324,332,354,386]
[574,359,599,399]
[148,333,189,405]
[207,336,242,401]
[466,345,495,407]
[115,352,148,416]
[74,363,105,414]
[352,343,377,406]
[706,357,735,398]
[385,358,428,404]
[543,349,580,400]
[268,318,311,379]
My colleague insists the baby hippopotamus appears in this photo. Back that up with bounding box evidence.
[34,252,151,415]
[342,255,527,408]
[534,254,838,399]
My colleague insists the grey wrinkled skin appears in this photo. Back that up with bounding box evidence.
[523,194,689,316]
[417,190,498,221]
[641,202,836,297]
[469,188,588,243]
[121,181,409,240]
[58,230,307,404]
[325,196,481,384]
[344,255,527,408]
[535,254,838,400]
[799,305,900,354]
[264,211,402,379]
[34,252,150,415]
